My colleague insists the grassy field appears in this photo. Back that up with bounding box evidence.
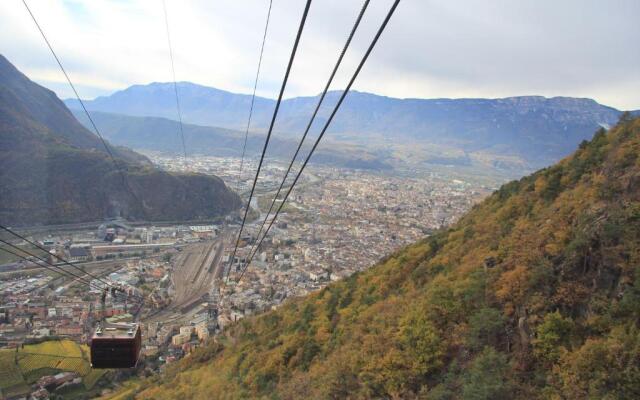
[0,339,108,399]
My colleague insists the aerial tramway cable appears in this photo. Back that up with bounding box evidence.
[21,0,148,219]
[0,239,108,292]
[18,0,154,298]
[247,0,371,265]
[235,0,273,195]
[215,0,272,305]
[225,0,313,284]
[161,0,188,164]
[1,225,117,290]
[237,0,401,283]
[0,242,143,300]
[0,226,144,300]
[3,243,144,303]
[0,246,64,281]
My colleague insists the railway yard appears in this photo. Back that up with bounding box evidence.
[145,232,227,325]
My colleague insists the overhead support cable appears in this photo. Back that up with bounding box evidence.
[236,0,273,195]
[0,246,63,280]
[225,0,313,284]
[247,0,371,263]
[0,225,144,300]
[0,240,144,300]
[21,0,147,218]
[0,246,64,294]
[237,0,401,283]
[162,0,188,164]
[1,225,114,288]
[0,239,99,290]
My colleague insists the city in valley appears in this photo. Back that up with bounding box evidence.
[0,154,495,378]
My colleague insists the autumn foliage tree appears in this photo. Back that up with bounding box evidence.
[129,118,640,399]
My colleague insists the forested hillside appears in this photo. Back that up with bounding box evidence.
[127,116,640,399]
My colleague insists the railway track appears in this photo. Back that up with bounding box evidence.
[144,232,227,323]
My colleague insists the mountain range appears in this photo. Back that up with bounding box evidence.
[65,82,633,172]
[0,55,240,226]
[70,110,391,171]
[121,115,640,400]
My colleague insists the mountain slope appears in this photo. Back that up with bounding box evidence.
[130,117,640,399]
[0,55,239,226]
[69,110,392,171]
[66,82,275,132]
[66,82,626,169]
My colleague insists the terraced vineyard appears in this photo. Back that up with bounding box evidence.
[20,339,84,357]
[16,353,62,375]
[0,339,107,398]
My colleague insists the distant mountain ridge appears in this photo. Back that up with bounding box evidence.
[0,55,239,226]
[65,82,629,170]
[70,110,392,171]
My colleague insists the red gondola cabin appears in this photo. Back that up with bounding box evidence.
[90,323,141,368]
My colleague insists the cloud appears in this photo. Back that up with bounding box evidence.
[1,0,638,109]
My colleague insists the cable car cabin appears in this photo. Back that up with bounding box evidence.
[91,323,141,368]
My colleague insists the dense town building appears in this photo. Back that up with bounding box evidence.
[1,155,495,381]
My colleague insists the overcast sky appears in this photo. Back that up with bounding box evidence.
[1,0,639,110]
